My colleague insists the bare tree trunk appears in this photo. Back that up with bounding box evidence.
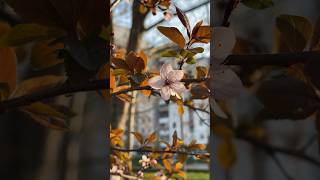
[65,93,87,180]
[126,0,147,52]
[36,96,72,180]
[117,102,130,129]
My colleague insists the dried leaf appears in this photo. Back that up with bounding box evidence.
[126,51,145,73]
[192,26,210,44]
[256,75,318,120]
[157,26,185,49]
[144,131,157,145]
[0,47,17,92]
[131,132,144,145]
[217,140,237,169]
[174,162,183,171]
[175,6,191,38]
[141,80,152,97]
[0,23,65,46]
[21,102,70,131]
[177,154,188,164]
[163,159,172,172]
[11,75,66,98]
[211,122,234,139]
[31,40,64,69]
[190,84,210,99]
[276,15,313,52]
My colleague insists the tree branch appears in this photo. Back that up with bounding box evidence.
[145,0,210,31]
[268,152,294,180]
[0,78,207,113]
[222,0,240,27]
[111,78,208,96]
[237,134,320,167]
[224,51,320,66]
[111,146,208,156]
[0,79,109,112]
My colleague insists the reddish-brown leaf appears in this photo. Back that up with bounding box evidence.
[175,6,191,38]
[157,26,185,48]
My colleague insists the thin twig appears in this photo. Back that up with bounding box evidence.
[222,0,240,27]
[111,0,121,11]
[298,134,317,153]
[237,134,320,168]
[0,79,109,113]
[145,0,210,31]
[268,153,294,180]
[112,78,208,96]
[194,109,210,127]
[224,51,320,66]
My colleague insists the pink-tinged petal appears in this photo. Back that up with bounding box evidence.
[210,68,244,100]
[148,76,165,89]
[170,82,187,94]
[160,86,171,100]
[213,27,236,61]
[167,70,184,82]
[160,64,173,79]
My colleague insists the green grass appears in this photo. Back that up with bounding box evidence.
[144,171,209,179]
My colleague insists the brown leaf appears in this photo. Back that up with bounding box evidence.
[111,58,130,70]
[276,14,313,52]
[196,66,208,79]
[157,26,185,49]
[31,40,64,69]
[177,154,188,164]
[163,159,172,172]
[211,122,234,139]
[141,80,152,97]
[125,51,145,73]
[144,131,157,145]
[0,47,17,93]
[7,0,106,37]
[22,110,69,131]
[192,20,203,37]
[11,75,66,98]
[139,50,148,70]
[116,94,132,103]
[192,26,210,44]
[188,143,206,151]
[172,130,178,147]
[175,6,191,38]
[174,162,183,171]
[21,102,70,131]
[256,75,318,120]
[177,100,184,116]
[177,171,186,178]
[131,132,144,145]
[190,84,210,99]
[217,140,237,169]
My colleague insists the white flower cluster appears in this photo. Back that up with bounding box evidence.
[139,155,158,169]
[110,165,124,175]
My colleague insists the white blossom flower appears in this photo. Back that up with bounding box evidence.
[148,64,186,100]
[210,27,244,101]
[213,26,236,65]
[139,155,151,169]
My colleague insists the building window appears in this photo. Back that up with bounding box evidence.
[173,122,176,128]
